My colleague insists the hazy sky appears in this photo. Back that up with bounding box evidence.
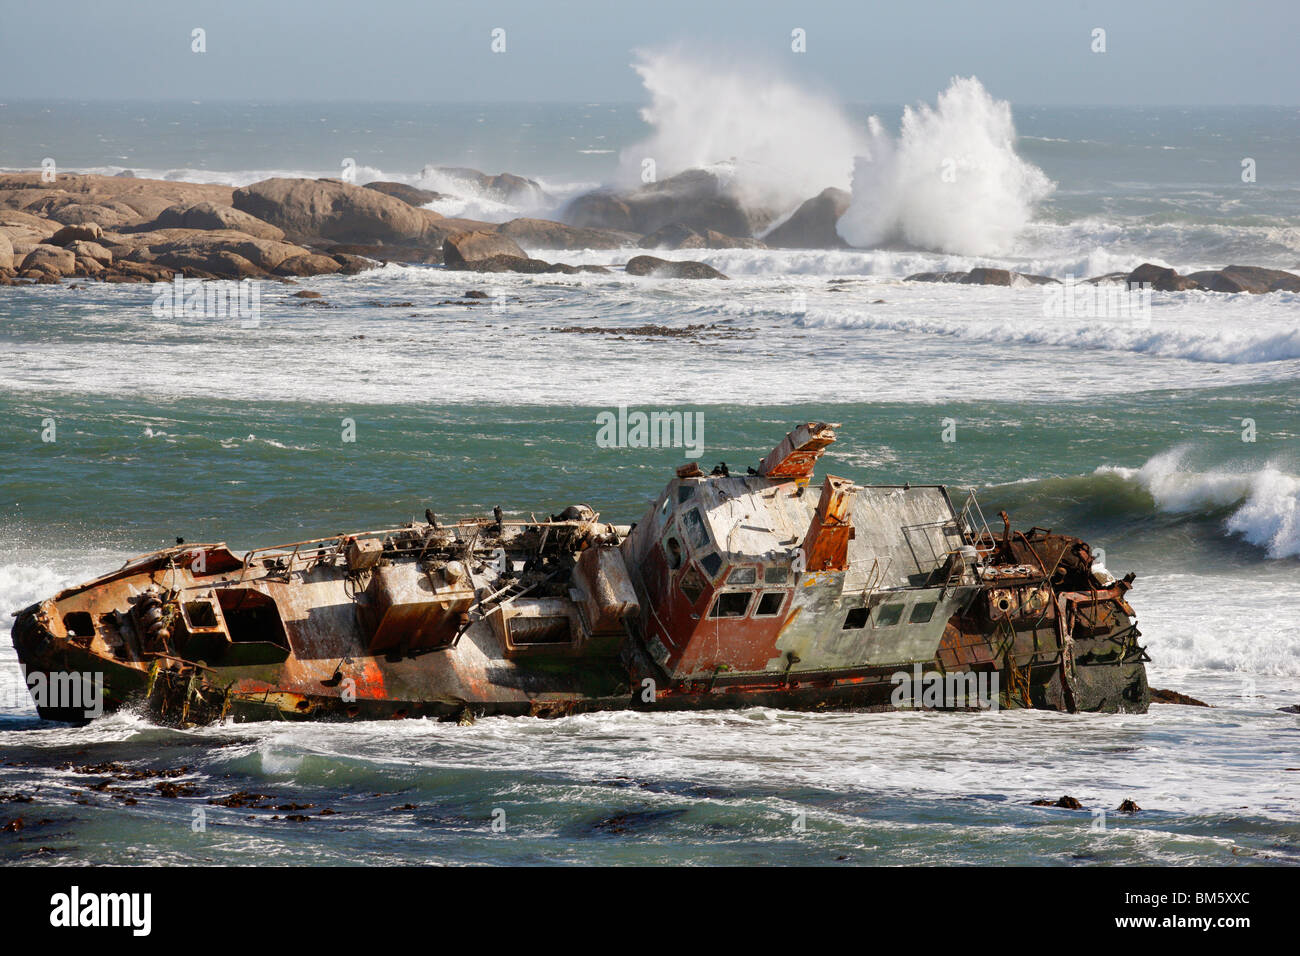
[2,0,1296,106]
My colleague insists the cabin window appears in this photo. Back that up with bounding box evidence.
[909,602,938,624]
[873,603,904,627]
[764,566,790,585]
[708,591,752,619]
[842,607,870,629]
[508,616,573,645]
[63,611,94,638]
[728,567,757,585]
[756,592,787,616]
[700,551,723,578]
[682,507,710,550]
[677,485,695,503]
[679,566,707,605]
[665,536,684,570]
[215,588,289,648]
[183,601,219,629]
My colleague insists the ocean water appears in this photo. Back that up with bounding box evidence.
[1,94,1298,865]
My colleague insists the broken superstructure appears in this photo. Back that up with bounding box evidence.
[11,423,1149,725]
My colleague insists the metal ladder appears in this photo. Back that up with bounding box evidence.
[958,490,998,562]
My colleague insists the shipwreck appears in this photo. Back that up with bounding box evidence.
[11,423,1150,725]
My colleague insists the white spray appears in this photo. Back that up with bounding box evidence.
[618,47,867,216]
[622,51,1052,255]
[837,76,1055,255]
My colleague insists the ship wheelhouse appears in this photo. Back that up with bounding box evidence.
[621,423,980,683]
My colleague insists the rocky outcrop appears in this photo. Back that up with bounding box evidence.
[625,255,728,279]
[443,250,610,276]
[564,191,635,232]
[1150,688,1210,707]
[136,230,317,278]
[0,172,233,223]
[232,177,439,244]
[66,240,113,264]
[496,217,633,250]
[274,253,343,277]
[428,167,545,204]
[29,198,140,229]
[907,263,1298,292]
[564,169,770,240]
[363,181,444,207]
[1185,265,1300,294]
[638,222,765,250]
[441,228,614,274]
[145,201,286,241]
[1126,263,1198,291]
[443,231,528,269]
[638,222,703,250]
[20,244,77,277]
[0,232,11,270]
[330,252,379,275]
[47,222,104,245]
[906,269,1059,286]
[762,187,851,249]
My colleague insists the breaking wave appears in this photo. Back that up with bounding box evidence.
[1097,450,1300,560]
[985,451,1300,561]
[793,302,1300,364]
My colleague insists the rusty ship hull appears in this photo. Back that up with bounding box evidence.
[11,423,1150,726]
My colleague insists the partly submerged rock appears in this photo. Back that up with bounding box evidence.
[497,217,632,250]
[905,269,1059,287]
[625,255,728,279]
[1126,263,1199,291]
[963,267,1013,286]
[1031,795,1084,809]
[449,252,608,275]
[1150,687,1210,707]
[443,230,528,269]
[1185,264,1300,294]
[330,252,379,275]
